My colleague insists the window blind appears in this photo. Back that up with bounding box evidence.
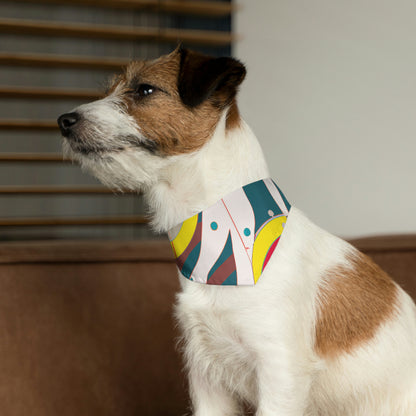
[0,0,234,240]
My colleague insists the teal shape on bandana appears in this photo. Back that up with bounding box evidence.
[222,270,237,285]
[273,180,291,212]
[243,180,284,234]
[207,231,235,284]
[181,242,201,279]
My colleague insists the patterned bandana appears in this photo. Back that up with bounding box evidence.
[168,178,291,286]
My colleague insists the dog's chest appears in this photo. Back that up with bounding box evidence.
[176,288,257,392]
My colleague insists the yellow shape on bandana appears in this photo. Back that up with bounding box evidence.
[252,216,287,283]
[170,213,198,258]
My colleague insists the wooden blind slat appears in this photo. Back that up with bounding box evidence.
[0,120,58,130]
[0,87,101,101]
[0,52,129,70]
[0,18,234,46]
[156,0,234,16]
[0,215,148,226]
[9,0,234,17]
[0,153,64,162]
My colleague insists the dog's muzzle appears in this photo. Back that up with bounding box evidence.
[57,112,80,137]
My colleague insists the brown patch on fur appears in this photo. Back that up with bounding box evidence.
[315,251,398,358]
[226,99,241,130]
[107,50,224,156]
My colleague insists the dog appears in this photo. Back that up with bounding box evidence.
[58,47,416,415]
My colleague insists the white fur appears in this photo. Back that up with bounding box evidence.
[64,98,416,415]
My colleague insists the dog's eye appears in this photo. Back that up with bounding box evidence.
[134,84,156,98]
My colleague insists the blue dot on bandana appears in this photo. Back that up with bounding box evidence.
[244,228,251,236]
[211,221,218,231]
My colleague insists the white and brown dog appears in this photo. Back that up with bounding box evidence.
[58,48,416,415]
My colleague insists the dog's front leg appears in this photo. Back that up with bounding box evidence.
[254,347,312,416]
[189,368,241,416]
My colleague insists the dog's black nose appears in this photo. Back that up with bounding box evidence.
[57,112,80,136]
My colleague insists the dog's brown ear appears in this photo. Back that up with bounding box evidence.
[178,48,246,108]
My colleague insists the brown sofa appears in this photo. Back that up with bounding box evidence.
[0,236,414,416]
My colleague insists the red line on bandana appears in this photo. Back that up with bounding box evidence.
[221,199,254,283]
[262,237,279,272]
[221,199,249,251]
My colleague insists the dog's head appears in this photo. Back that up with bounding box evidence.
[58,47,246,191]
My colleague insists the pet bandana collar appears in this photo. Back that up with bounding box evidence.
[168,178,291,286]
